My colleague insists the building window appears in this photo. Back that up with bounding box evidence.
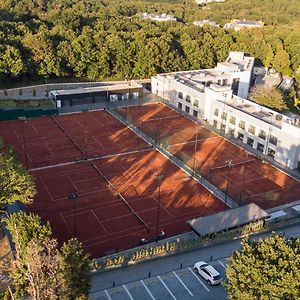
[248,125,256,135]
[247,137,254,147]
[185,106,190,113]
[178,92,183,99]
[213,120,218,128]
[214,108,219,117]
[267,148,275,158]
[239,120,245,130]
[257,142,264,152]
[229,116,236,125]
[193,110,198,118]
[178,102,182,110]
[220,124,226,132]
[221,112,227,120]
[193,99,199,107]
[228,128,235,136]
[237,132,244,141]
[269,135,278,146]
[186,95,191,103]
[258,130,266,140]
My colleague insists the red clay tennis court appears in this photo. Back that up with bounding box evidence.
[0,109,227,257]
[0,110,150,169]
[117,103,300,210]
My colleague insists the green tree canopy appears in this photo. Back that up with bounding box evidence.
[250,86,288,112]
[225,234,300,300]
[60,238,92,300]
[0,140,36,209]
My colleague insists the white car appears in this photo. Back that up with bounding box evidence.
[194,261,222,285]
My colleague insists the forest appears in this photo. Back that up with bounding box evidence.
[0,0,299,86]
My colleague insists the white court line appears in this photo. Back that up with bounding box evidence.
[140,280,156,300]
[123,284,134,300]
[157,275,177,300]
[188,267,210,292]
[104,290,112,300]
[173,271,193,296]
[218,260,226,269]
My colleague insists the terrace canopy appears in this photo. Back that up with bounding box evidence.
[187,203,268,237]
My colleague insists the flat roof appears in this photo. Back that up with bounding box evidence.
[225,97,284,128]
[187,203,268,236]
[292,204,300,212]
[268,210,287,219]
[50,82,143,97]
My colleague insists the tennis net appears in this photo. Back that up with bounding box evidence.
[209,159,256,174]
[90,161,149,231]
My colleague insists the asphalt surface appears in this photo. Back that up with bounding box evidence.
[90,222,300,300]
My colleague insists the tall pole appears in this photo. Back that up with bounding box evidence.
[69,192,78,237]
[193,127,198,175]
[225,160,233,205]
[239,153,248,206]
[19,116,28,169]
[83,109,88,160]
[155,174,163,242]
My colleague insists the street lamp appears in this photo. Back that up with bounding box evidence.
[239,153,248,206]
[192,127,199,175]
[44,76,49,98]
[225,160,233,205]
[68,192,79,237]
[155,174,164,242]
[18,116,28,169]
[82,109,88,160]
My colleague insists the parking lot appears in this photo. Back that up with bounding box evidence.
[91,259,228,300]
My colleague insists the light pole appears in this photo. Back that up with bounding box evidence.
[44,75,49,98]
[192,127,198,175]
[239,153,248,206]
[19,116,28,169]
[68,192,79,237]
[82,109,88,160]
[225,160,233,205]
[155,174,163,242]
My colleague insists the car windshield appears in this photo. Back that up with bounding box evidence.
[201,264,208,268]
[213,275,221,280]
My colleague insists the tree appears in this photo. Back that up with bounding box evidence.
[23,238,67,300]
[0,140,36,209]
[250,86,288,111]
[60,238,92,300]
[225,234,300,300]
[4,211,52,297]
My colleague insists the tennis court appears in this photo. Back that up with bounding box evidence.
[0,109,227,257]
[117,103,300,209]
[0,110,150,169]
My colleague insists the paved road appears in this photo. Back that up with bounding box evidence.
[90,222,300,300]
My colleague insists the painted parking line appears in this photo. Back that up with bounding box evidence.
[172,271,193,296]
[123,284,134,300]
[104,290,112,300]
[218,260,226,269]
[140,280,156,300]
[157,275,177,300]
[188,267,210,292]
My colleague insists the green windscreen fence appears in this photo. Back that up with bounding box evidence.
[0,108,58,121]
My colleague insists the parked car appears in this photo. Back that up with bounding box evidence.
[194,261,222,285]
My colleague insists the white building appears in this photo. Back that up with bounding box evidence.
[140,13,177,22]
[193,20,219,27]
[195,0,225,5]
[224,20,264,31]
[151,52,300,170]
